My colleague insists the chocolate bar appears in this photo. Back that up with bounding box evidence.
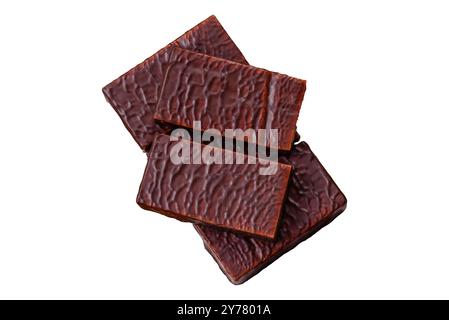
[154,47,306,151]
[195,142,347,284]
[136,134,292,239]
[102,16,248,151]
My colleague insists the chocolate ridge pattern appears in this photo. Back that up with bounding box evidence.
[102,16,248,151]
[137,134,292,239]
[194,141,347,284]
[154,47,306,151]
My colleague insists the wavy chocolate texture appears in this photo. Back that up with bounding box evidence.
[102,16,248,151]
[195,141,347,284]
[136,134,292,239]
[266,73,306,150]
[155,47,269,133]
[154,47,306,151]
[174,18,248,65]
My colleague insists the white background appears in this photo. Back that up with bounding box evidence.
[0,0,448,299]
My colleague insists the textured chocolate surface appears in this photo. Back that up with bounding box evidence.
[155,47,306,151]
[102,16,248,151]
[195,141,347,284]
[137,134,292,239]
[156,47,269,134]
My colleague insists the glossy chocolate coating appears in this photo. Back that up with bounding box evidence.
[195,141,347,284]
[103,17,346,283]
[102,16,248,151]
[137,134,292,239]
[154,47,306,151]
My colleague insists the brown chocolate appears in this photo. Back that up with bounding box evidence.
[136,134,292,239]
[102,16,248,151]
[103,16,347,284]
[154,47,306,151]
[195,141,347,284]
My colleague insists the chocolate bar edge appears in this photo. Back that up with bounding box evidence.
[281,82,307,150]
[196,200,346,285]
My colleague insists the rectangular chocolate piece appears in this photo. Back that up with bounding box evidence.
[154,47,306,151]
[195,142,347,284]
[102,16,248,151]
[137,134,292,239]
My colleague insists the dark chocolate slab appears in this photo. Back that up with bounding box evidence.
[154,47,306,151]
[102,16,248,151]
[195,141,347,284]
[137,134,292,239]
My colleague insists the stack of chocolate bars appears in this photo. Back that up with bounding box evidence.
[102,16,347,284]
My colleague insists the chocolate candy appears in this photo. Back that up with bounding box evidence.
[102,16,248,151]
[136,134,292,239]
[103,16,347,284]
[195,142,347,284]
[154,47,306,151]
